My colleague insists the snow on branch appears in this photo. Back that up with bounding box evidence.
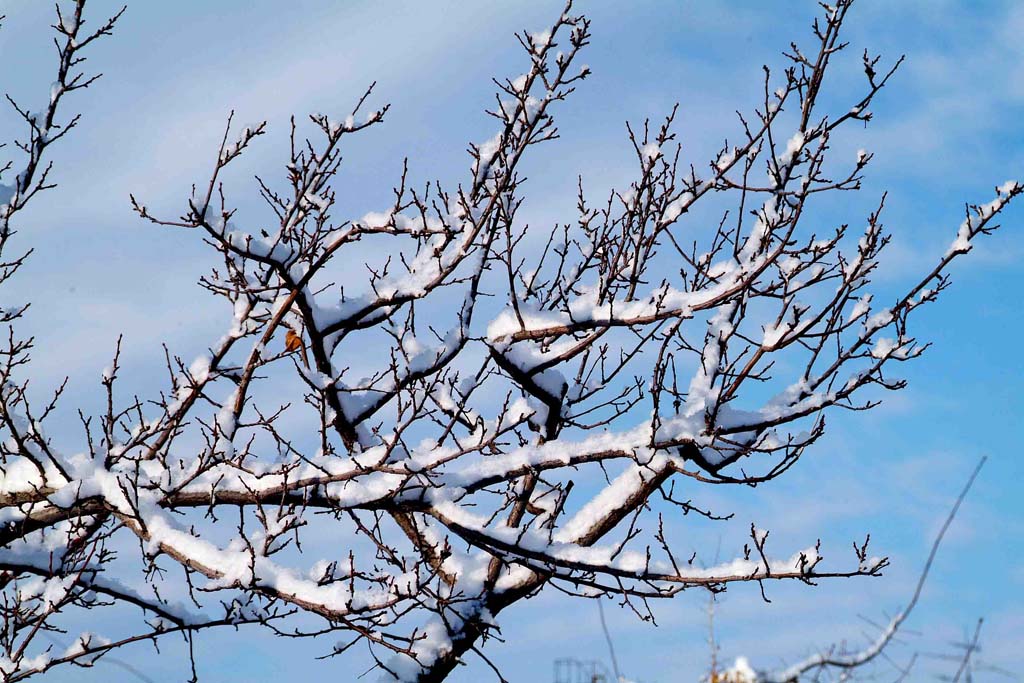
[0,1,1018,681]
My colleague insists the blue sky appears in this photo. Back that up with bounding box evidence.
[1,0,1022,681]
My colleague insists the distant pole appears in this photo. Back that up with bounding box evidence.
[598,599,623,682]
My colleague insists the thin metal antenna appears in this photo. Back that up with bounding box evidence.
[598,598,623,682]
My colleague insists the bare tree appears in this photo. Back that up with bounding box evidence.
[0,1,1018,681]
[709,459,990,683]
